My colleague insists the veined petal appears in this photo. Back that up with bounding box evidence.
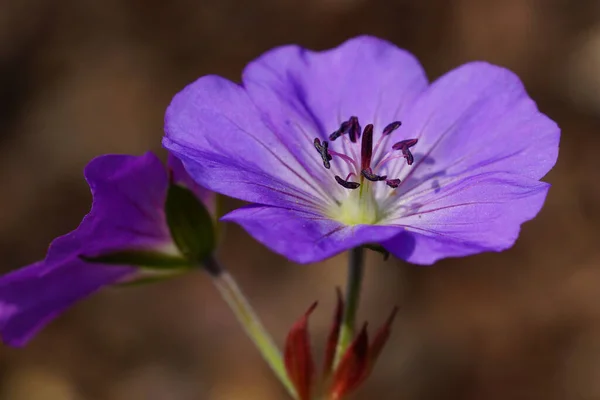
[386,62,559,191]
[222,205,405,264]
[242,35,428,144]
[0,260,130,346]
[381,172,550,264]
[164,76,332,211]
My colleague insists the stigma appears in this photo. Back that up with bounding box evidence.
[313,116,418,191]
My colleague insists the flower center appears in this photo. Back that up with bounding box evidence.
[313,116,418,225]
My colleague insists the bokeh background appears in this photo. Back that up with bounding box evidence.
[1,0,600,398]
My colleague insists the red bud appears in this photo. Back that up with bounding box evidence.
[369,306,398,364]
[355,306,399,388]
[329,323,369,400]
[323,288,344,379]
[284,302,317,400]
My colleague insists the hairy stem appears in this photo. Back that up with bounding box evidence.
[333,247,365,368]
[205,258,297,399]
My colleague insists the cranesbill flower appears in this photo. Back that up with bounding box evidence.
[164,35,559,264]
[0,152,213,346]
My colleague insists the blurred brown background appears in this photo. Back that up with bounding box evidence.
[1,0,600,399]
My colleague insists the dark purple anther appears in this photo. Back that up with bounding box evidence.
[360,124,374,170]
[361,168,387,182]
[335,175,360,189]
[348,116,361,143]
[314,138,333,169]
[385,178,401,188]
[329,130,342,141]
[391,138,418,150]
[329,120,351,141]
[320,117,414,190]
[392,138,418,166]
[382,121,402,136]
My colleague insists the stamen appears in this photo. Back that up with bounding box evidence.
[328,149,357,169]
[335,175,360,189]
[314,117,417,193]
[329,120,351,141]
[373,121,402,161]
[314,138,333,169]
[340,134,360,168]
[360,124,374,170]
[361,168,387,182]
[373,154,405,171]
[392,138,418,149]
[385,179,401,188]
[392,138,418,166]
[382,121,402,136]
[344,172,358,181]
[348,116,361,143]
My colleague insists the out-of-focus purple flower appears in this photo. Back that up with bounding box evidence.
[0,152,213,346]
[164,35,560,264]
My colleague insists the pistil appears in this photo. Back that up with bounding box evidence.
[360,124,374,171]
[313,116,418,224]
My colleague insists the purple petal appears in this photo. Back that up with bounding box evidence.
[242,35,428,137]
[386,62,559,191]
[374,64,559,263]
[168,153,216,214]
[381,172,550,264]
[71,152,173,258]
[164,76,328,210]
[222,205,404,264]
[0,152,175,345]
[0,260,130,347]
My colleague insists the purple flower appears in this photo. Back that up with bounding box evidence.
[164,36,559,265]
[0,152,213,346]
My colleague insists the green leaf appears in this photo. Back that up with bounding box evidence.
[165,182,216,263]
[81,250,191,269]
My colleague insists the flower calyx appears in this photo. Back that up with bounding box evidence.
[81,170,217,282]
[284,289,398,400]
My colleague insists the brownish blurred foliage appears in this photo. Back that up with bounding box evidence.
[1,0,600,399]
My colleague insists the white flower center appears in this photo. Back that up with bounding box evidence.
[312,116,418,226]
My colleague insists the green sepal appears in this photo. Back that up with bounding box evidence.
[165,182,216,264]
[363,244,390,260]
[81,250,191,269]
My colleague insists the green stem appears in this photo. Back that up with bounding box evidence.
[333,247,365,368]
[204,258,297,399]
